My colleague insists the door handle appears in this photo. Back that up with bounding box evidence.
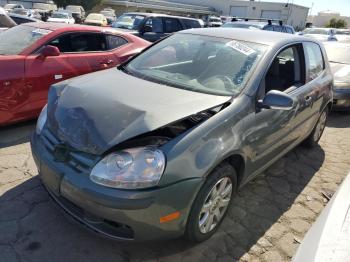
[100,60,114,66]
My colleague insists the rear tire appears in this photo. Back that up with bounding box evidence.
[186,163,237,243]
[303,107,329,148]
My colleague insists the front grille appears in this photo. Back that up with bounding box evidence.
[41,128,98,173]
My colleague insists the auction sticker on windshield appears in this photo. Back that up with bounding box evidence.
[226,40,256,56]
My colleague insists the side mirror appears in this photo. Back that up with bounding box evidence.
[143,25,152,33]
[258,90,294,110]
[41,45,60,57]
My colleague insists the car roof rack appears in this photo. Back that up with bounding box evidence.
[231,17,283,25]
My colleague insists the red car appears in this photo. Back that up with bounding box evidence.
[0,22,150,125]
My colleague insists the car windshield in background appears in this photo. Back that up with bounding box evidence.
[113,14,145,30]
[66,6,80,12]
[101,11,114,17]
[33,3,51,10]
[303,28,329,35]
[0,25,51,55]
[126,33,267,96]
[4,4,16,9]
[336,30,350,35]
[325,45,350,64]
[52,12,68,19]
[210,18,221,22]
[87,14,103,20]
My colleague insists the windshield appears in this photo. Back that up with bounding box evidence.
[4,4,16,9]
[112,14,145,30]
[336,30,350,35]
[52,12,68,19]
[125,34,267,96]
[66,6,80,12]
[0,25,51,55]
[325,44,350,64]
[87,14,103,20]
[101,11,114,17]
[210,18,221,22]
[33,3,50,10]
[303,28,329,35]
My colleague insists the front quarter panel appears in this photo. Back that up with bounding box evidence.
[159,95,252,186]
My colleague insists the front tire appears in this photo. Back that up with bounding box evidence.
[186,163,237,242]
[303,107,329,147]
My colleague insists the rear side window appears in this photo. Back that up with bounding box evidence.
[264,25,274,31]
[286,27,294,34]
[48,33,107,53]
[304,42,324,81]
[106,35,128,50]
[144,17,163,33]
[164,18,182,33]
[182,19,201,29]
[273,25,282,32]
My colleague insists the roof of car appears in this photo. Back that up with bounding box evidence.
[9,13,41,21]
[22,22,131,36]
[180,28,307,46]
[123,12,198,21]
[228,21,294,28]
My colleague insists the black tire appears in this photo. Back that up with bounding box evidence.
[303,107,329,148]
[186,163,237,243]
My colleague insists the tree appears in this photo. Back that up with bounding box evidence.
[54,0,102,11]
[326,18,347,28]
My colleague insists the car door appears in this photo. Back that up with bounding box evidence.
[141,16,165,42]
[243,43,311,179]
[105,34,131,64]
[301,42,332,133]
[25,31,111,115]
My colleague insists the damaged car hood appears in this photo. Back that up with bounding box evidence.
[47,68,230,155]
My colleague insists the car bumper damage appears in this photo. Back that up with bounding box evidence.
[31,133,203,241]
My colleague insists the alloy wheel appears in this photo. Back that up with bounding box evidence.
[198,177,232,234]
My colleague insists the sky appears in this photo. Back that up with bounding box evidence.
[264,0,350,16]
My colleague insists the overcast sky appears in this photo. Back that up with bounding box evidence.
[264,0,350,16]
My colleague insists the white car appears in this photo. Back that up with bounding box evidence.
[293,172,350,261]
[207,17,223,27]
[48,12,75,24]
[0,7,16,31]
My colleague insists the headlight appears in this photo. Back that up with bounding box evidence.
[90,147,166,189]
[36,104,47,135]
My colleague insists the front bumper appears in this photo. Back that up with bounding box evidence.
[333,89,350,110]
[31,132,203,241]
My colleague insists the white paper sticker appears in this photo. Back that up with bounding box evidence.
[32,28,51,36]
[55,75,63,80]
[226,40,256,56]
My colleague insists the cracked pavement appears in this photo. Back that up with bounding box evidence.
[0,113,350,262]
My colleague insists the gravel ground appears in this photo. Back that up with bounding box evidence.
[0,112,349,262]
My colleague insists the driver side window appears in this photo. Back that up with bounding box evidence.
[263,44,305,96]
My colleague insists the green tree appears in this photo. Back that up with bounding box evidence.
[326,18,348,28]
[54,0,102,11]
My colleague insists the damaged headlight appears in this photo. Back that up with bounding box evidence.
[36,104,47,135]
[90,147,166,189]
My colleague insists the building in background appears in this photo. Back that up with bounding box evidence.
[167,0,309,30]
[102,0,309,30]
[308,11,350,28]
[0,0,54,8]
[102,0,215,18]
